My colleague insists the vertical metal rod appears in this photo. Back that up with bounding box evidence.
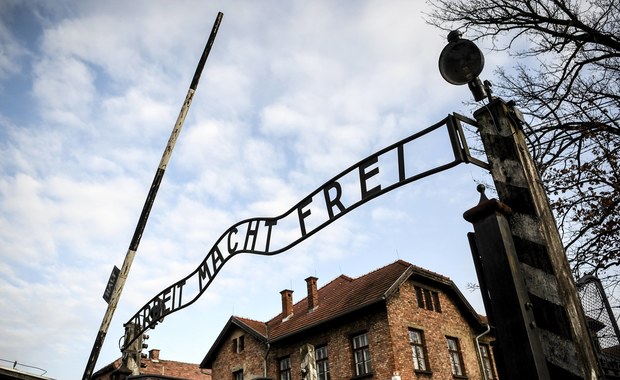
[82,12,223,380]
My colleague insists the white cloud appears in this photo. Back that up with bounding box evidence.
[0,1,494,378]
[33,55,96,125]
[0,13,29,81]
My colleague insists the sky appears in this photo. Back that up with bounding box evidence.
[0,1,509,378]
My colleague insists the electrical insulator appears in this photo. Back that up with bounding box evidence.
[138,332,150,369]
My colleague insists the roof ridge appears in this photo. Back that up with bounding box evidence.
[313,260,412,289]
[234,315,266,324]
[275,260,412,309]
[409,264,451,282]
[353,259,411,279]
[154,358,208,366]
[266,260,432,325]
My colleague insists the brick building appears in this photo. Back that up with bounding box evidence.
[200,259,498,379]
[92,349,211,380]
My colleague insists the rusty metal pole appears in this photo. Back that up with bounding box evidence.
[469,98,601,379]
[82,12,223,380]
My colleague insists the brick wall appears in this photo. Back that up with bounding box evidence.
[264,304,393,380]
[386,279,496,379]
[210,326,267,380]
[208,278,497,380]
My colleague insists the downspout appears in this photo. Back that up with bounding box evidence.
[263,342,271,377]
[264,322,271,377]
[475,323,492,380]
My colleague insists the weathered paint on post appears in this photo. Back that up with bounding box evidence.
[471,99,600,379]
[82,12,223,380]
[465,190,551,380]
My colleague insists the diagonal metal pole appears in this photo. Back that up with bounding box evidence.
[82,12,223,380]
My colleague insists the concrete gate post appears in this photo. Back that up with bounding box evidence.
[464,191,550,380]
[465,99,601,379]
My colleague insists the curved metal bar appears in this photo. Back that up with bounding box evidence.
[124,114,486,345]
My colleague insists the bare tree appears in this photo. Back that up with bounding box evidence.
[427,0,620,284]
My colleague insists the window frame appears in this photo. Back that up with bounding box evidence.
[278,355,292,380]
[446,336,466,377]
[431,291,442,312]
[315,345,330,380]
[238,335,245,352]
[233,369,243,380]
[409,328,431,373]
[480,343,496,380]
[423,289,434,310]
[351,332,373,376]
[414,285,442,313]
[415,286,425,308]
[232,335,245,353]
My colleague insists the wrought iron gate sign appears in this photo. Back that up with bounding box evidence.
[126,114,487,342]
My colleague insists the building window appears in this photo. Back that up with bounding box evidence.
[447,337,465,377]
[279,356,291,380]
[409,329,430,372]
[233,370,243,380]
[232,335,245,353]
[415,287,425,308]
[352,332,373,376]
[414,286,441,313]
[423,289,433,310]
[480,344,496,379]
[315,345,330,380]
[431,291,442,312]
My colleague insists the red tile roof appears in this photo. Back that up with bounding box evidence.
[266,260,423,340]
[93,353,210,380]
[140,358,210,379]
[201,260,484,368]
[235,316,269,340]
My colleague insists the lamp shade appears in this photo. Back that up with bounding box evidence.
[438,38,485,85]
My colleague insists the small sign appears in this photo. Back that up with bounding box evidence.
[103,266,121,304]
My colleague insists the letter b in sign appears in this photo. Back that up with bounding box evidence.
[149,298,166,323]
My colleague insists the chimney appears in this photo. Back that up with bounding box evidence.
[280,289,294,318]
[149,349,160,362]
[306,276,318,310]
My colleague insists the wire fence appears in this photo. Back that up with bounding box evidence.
[577,275,620,359]
[0,357,48,376]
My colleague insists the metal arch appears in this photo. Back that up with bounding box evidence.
[123,114,490,347]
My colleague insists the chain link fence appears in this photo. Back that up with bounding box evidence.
[577,275,620,378]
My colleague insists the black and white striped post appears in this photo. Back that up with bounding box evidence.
[438,31,601,379]
[465,99,601,380]
[82,12,223,380]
